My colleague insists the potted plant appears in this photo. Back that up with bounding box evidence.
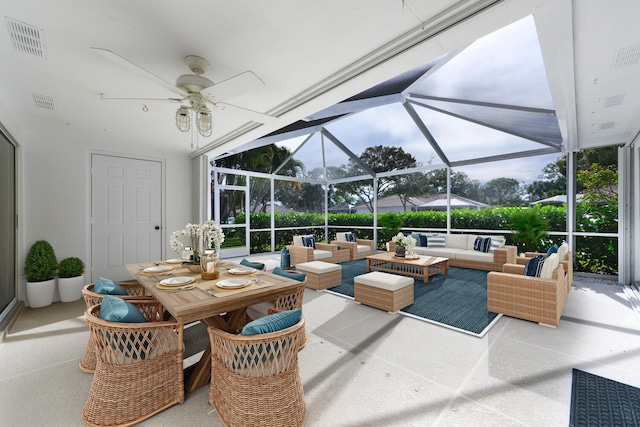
[57,257,85,302]
[510,207,549,254]
[24,240,58,308]
[378,212,403,250]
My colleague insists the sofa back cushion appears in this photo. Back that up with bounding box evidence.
[539,253,560,279]
[446,234,468,249]
[293,235,304,246]
[557,242,569,261]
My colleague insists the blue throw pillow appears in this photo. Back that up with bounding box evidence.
[546,244,559,257]
[99,295,147,323]
[240,259,265,270]
[241,309,302,335]
[473,236,491,252]
[302,235,316,249]
[94,277,128,295]
[523,255,545,277]
[272,267,306,282]
[346,232,357,242]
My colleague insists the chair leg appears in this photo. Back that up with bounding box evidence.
[79,336,96,373]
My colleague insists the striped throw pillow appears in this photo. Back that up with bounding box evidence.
[489,236,506,252]
[427,234,446,248]
[523,255,545,277]
[473,236,491,253]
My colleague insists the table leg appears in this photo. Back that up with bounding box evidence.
[183,309,247,393]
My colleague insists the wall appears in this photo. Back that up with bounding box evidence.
[18,130,194,302]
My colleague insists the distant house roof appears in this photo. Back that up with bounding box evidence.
[417,194,488,210]
[353,195,428,210]
[251,203,297,213]
[328,203,355,212]
[529,194,584,206]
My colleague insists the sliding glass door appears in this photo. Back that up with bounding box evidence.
[0,127,16,321]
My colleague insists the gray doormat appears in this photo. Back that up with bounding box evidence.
[570,368,640,427]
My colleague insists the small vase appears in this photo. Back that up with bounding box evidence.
[395,245,406,258]
[201,249,220,280]
[184,263,201,273]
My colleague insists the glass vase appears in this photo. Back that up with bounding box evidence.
[201,249,220,280]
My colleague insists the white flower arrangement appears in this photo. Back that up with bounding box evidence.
[170,220,225,262]
[391,232,416,251]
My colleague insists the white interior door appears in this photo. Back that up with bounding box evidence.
[91,154,162,281]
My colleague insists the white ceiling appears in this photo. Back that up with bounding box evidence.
[1,0,639,157]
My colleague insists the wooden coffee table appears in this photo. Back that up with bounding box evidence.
[366,252,449,283]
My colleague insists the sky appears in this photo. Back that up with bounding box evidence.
[274,15,563,185]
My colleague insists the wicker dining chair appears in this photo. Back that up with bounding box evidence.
[208,316,307,427]
[82,299,184,427]
[79,281,153,373]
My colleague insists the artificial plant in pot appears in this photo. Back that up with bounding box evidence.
[24,240,58,308]
[378,212,403,250]
[509,207,550,254]
[57,257,85,302]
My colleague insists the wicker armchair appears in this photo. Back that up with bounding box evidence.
[286,235,343,266]
[516,242,573,293]
[208,317,307,427]
[330,232,375,260]
[82,299,184,427]
[487,258,568,327]
[80,282,153,373]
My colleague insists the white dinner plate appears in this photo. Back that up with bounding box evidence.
[228,268,254,275]
[165,258,183,264]
[143,265,174,273]
[159,277,194,287]
[216,278,251,289]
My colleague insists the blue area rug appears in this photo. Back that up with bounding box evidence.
[328,259,500,337]
[570,369,640,427]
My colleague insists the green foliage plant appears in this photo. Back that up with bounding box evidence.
[24,240,58,282]
[509,207,549,253]
[58,257,85,278]
[378,212,403,242]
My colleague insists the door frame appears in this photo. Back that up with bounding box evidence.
[87,150,166,281]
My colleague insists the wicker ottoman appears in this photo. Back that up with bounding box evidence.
[296,261,342,290]
[354,272,414,313]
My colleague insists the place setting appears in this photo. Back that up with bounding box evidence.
[156,276,198,291]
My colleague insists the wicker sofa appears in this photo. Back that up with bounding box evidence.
[388,233,516,271]
[487,253,568,327]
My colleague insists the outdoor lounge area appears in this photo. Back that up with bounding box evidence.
[1,253,639,426]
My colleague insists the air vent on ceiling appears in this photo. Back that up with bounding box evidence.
[599,121,616,131]
[5,17,46,58]
[612,44,640,69]
[603,94,624,108]
[32,93,55,110]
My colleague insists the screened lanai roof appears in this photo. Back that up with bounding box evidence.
[215,16,564,181]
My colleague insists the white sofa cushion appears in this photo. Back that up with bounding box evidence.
[354,271,413,291]
[539,253,559,279]
[313,250,333,260]
[413,247,465,258]
[297,260,341,273]
[446,234,468,249]
[456,250,494,263]
[356,244,371,253]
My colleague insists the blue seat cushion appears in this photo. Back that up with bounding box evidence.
[99,295,147,323]
[239,259,265,270]
[94,277,128,295]
[241,308,302,335]
[272,267,306,282]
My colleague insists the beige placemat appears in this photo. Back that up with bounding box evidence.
[200,273,276,298]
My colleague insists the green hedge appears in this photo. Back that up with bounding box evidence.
[231,205,616,275]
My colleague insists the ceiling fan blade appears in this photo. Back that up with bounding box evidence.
[99,94,183,103]
[212,102,277,124]
[91,47,186,97]
[202,71,265,101]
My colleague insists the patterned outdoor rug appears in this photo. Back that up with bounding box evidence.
[328,259,501,337]
[570,369,640,427]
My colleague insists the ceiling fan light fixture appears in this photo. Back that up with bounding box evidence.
[176,106,191,132]
[196,105,213,137]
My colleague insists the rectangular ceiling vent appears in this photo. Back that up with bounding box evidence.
[5,17,46,58]
[612,44,640,70]
[32,93,55,111]
[599,121,616,131]
[603,94,624,108]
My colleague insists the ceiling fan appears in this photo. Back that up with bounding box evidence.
[92,48,277,137]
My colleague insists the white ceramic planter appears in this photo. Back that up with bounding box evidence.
[26,278,56,308]
[58,275,85,302]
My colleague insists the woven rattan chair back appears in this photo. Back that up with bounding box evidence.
[79,282,153,373]
[208,317,307,427]
[82,300,184,427]
[269,279,306,314]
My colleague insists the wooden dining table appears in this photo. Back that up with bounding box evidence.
[126,260,305,392]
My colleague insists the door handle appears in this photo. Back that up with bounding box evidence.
[155,226,160,230]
